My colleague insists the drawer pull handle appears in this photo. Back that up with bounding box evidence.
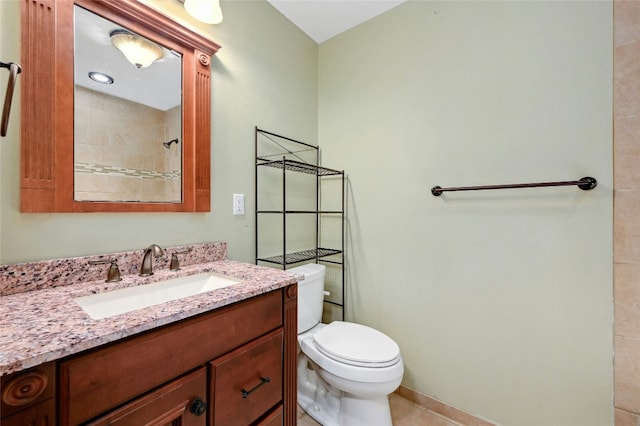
[241,376,271,399]
[189,398,207,416]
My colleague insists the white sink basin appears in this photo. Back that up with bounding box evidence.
[75,272,240,320]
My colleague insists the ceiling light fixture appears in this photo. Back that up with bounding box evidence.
[181,0,223,25]
[110,29,164,69]
[88,71,114,84]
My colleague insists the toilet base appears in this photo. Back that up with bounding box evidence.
[298,354,341,425]
[298,390,393,426]
[298,388,340,426]
[340,393,392,426]
[298,354,393,426]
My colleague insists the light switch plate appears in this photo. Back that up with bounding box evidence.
[233,194,244,215]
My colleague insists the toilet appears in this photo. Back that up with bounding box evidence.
[291,263,404,426]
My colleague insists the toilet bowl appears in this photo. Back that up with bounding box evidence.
[290,263,404,426]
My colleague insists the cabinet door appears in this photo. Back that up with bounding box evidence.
[1,398,56,426]
[86,368,207,426]
[210,329,283,426]
[255,404,283,426]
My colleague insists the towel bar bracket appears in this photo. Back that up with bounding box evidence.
[577,176,598,191]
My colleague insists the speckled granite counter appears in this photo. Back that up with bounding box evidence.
[0,245,298,377]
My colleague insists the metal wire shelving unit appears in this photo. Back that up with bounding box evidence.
[255,127,345,319]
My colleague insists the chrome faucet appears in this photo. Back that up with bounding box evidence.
[139,244,165,277]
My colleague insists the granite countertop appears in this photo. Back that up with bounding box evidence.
[0,260,298,376]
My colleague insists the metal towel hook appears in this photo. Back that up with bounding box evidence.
[1,61,22,137]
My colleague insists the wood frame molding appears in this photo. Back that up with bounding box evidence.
[283,284,297,426]
[20,0,220,212]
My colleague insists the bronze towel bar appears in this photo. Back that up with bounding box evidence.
[431,176,597,196]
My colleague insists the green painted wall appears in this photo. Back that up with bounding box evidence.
[318,1,613,425]
[0,0,616,423]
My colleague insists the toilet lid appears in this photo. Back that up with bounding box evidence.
[313,321,401,367]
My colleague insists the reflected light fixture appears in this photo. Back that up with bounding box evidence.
[110,29,164,69]
[88,71,114,84]
[182,0,223,24]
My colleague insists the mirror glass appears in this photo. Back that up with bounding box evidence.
[73,5,183,203]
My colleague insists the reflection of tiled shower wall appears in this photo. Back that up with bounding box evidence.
[164,105,181,201]
[74,86,181,202]
[614,2,640,425]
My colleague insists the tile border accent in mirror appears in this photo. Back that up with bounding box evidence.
[0,242,227,297]
[74,162,181,181]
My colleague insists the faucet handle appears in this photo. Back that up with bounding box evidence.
[89,259,122,283]
[169,254,181,271]
[106,261,122,282]
[169,247,193,271]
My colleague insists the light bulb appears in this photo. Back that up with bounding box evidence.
[183,0,223,25]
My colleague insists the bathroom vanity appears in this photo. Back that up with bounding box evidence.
[0,243,298,425]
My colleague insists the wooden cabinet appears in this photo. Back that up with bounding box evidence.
[1,362,56,425]
[2,286,297,426]
[59,290,283,425]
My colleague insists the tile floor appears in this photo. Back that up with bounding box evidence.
[297,393,464,426]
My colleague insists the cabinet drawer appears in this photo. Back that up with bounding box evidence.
[210,329,283,426]
[60,290,282,425]
[255,404,283,426]
[87,367,207,426]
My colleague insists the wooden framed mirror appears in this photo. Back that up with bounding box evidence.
[20,0,220,212]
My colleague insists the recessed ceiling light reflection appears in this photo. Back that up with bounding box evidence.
[88,71,114,84]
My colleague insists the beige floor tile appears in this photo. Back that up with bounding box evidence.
[298,403,321,425]
[614,190,640,263]
[615,0,640,46]
[615,408,640,426]
[297,394,463,426]
[615,262,640,339]
[390,394,463,426]
[615,335,640,413]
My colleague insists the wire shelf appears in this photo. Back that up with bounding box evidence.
[257,248,342,266]
[257,157,342,176]
[256,210,343,214]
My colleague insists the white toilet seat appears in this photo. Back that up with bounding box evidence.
[313,321,401,367]
[299,322,404,384]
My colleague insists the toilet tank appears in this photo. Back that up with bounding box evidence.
[288,263,325,333]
